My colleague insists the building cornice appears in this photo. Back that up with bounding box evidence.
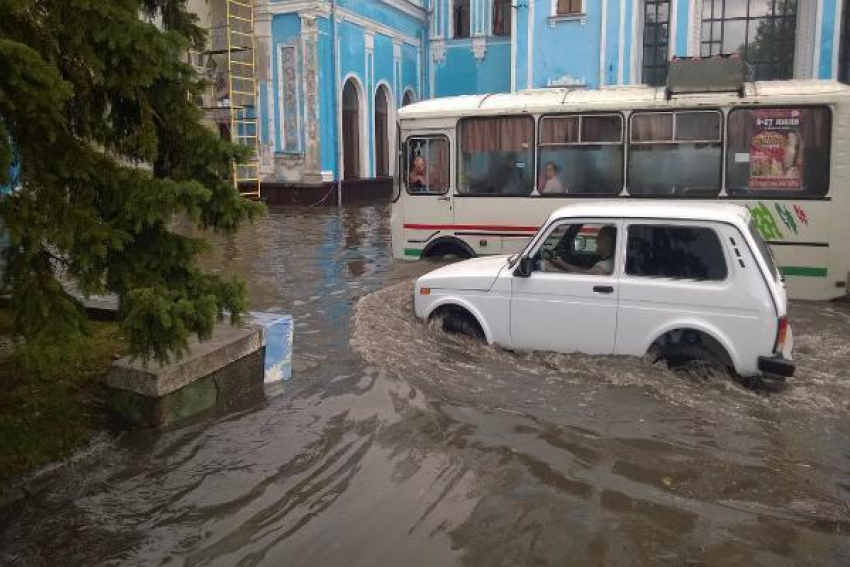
[379,0,427,21]
[264,0,420,47]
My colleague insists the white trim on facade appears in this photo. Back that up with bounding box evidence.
[336,6,421,46]
[834,0,844,79]
[528,0,534,88]
[510,0,517,91]
[687,0,697,56]
[617,0,626,84]
[814,0,824,78]
[599,0,607,86]
[365,31,374,177]
[668,0,677,60]
[374,80,397,176]
[379,0,428,20]
[629,0,640,83]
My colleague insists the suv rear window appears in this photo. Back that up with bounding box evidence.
[626,225,727,281]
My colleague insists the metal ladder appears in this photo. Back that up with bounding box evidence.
[225,0,261,199]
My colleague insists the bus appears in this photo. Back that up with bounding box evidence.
[391,79,850,301]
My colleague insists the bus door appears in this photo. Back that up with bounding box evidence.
[401,134,454,257]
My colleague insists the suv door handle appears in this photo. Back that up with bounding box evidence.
[593,285,614,294]
[437,196,451,201]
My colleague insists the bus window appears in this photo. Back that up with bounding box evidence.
[726,107,831,198]
[628,110,722,197]
[538,114,623,196]
[405,137,449,195]
[458,116,534,196]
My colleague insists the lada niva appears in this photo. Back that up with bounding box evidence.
[414,201,795,379]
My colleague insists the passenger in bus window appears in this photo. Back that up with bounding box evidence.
[539,161,566,194]
[408,156,429,191]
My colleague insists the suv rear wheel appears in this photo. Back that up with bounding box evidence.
[650,330,733,378]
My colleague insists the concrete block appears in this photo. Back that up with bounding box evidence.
[248,312,293,382]
[106,325,265,427]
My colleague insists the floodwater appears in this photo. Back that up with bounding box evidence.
[1,204,849,566]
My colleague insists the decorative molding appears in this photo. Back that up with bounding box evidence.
[630,0,643,84]
[668,0,677,59]
[267,1,420,47]
[690,0,702,56]
[548,14,587,28]
[600,0,607,86]
[834,0,844,78]
[364,31,375,51]
[547,73,586,87]
[472,36,487,60]
[796,0,818,80]
[812,0,824,78]
[431,37,446,64]
[335,6,420,46]
[528,0,535,89]
[617,0,625,84]
[267,0,330,17]
[379,0,428,21]
[300,14,320,175]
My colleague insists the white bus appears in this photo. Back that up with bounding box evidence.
[391,80,850,301]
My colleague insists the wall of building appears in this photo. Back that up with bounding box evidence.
[206,0,850,186]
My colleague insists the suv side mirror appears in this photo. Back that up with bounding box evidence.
[515,256,534,277]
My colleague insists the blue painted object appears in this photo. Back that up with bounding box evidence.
[249,312,293,383]
[219,1,845,187]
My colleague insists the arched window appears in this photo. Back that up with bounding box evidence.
[493,0,511,36]
[374,86,391,177]
[402,90,416,107]
[342,79,361,179]
[453,0,470,38]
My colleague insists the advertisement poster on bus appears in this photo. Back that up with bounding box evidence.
[748,109,803,190]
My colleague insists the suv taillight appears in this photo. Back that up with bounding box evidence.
[774,316,789,353]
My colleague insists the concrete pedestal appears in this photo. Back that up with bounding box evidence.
[106,325,265,427]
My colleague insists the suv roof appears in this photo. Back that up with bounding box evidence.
[548,200,750,226]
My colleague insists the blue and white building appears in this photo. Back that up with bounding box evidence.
[241,0,850,190]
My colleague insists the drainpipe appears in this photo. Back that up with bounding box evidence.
[331,0,342,207]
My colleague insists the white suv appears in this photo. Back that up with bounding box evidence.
[414,201,794,379]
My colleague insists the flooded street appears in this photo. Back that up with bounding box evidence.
[2,204,849,566]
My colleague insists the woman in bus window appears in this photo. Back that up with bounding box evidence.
[409,156,429,191]
[539,161,566,194]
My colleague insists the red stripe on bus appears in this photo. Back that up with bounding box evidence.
[403,223,539,232]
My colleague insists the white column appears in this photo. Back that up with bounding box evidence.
[254,1,274,177]
[300,14,322,183]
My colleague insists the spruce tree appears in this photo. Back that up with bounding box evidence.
[0,0,263,366]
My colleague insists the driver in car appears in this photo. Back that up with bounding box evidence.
[542,225,616,275]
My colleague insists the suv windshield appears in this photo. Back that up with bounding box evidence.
[748,220,780,281]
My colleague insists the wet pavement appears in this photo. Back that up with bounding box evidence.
[1,204,849,566]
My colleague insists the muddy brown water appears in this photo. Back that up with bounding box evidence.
[1,205,849,566]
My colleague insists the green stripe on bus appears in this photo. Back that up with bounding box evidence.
[781,266,827,278]
[404,248,422,258]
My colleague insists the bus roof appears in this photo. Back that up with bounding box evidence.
[398,80,850,120]
[547,200,751,226]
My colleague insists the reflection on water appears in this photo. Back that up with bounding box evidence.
[1,205,849,567]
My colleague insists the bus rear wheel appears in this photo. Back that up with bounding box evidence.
[421,238,474,260]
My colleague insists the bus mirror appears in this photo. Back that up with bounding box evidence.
[515,256,534,277]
